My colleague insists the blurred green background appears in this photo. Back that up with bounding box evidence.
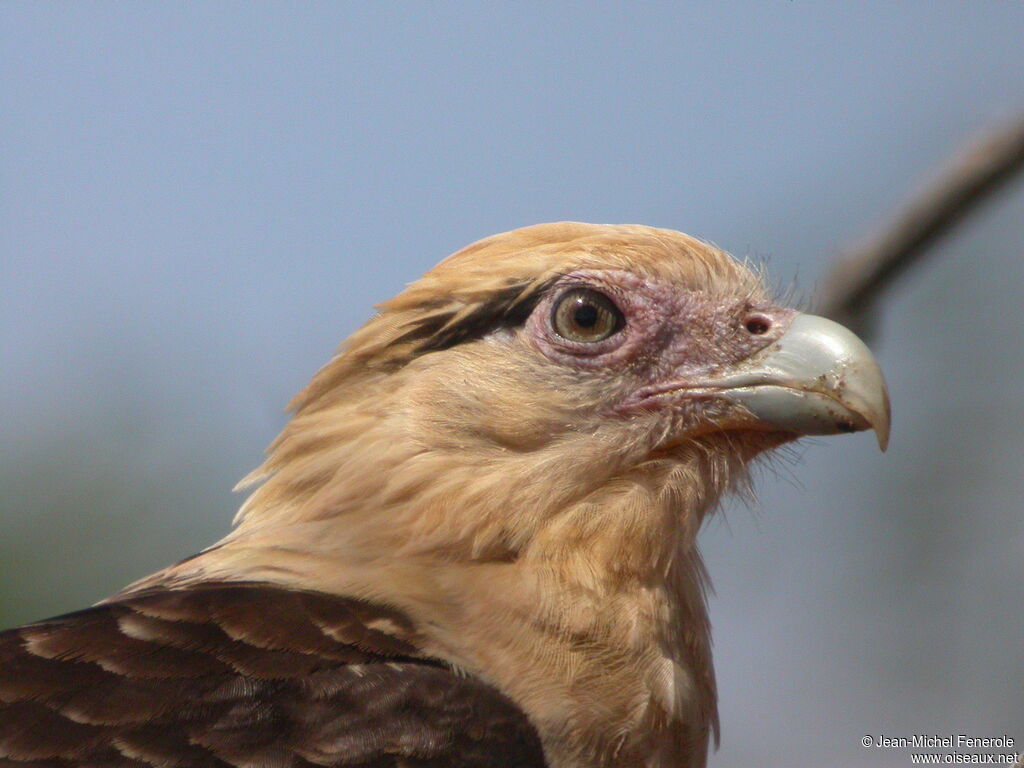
[2,3,1022,766]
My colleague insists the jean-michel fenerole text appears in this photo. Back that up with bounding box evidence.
[873,735,1015,750]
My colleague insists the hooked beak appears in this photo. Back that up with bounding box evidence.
[707,314,891,450]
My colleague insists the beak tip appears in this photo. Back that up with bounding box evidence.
[867,386,892,452]
[873,402,892,452]
[875,428,890,452]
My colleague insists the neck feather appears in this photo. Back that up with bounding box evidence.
[134,375,770,768]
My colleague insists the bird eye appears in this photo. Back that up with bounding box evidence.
[551,288,624,343]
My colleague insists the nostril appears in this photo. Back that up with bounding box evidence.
[744,315,772,335]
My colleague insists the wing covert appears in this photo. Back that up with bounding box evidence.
[0,583,547,768]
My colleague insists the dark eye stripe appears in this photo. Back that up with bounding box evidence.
[394,280,553,354]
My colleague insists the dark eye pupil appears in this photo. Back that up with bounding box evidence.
[573,303,599,328]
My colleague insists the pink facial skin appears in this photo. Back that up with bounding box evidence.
[523,269,798,417]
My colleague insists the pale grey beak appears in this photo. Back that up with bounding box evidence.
[711,314,891,450]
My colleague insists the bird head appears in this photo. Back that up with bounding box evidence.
[233,222,888,568]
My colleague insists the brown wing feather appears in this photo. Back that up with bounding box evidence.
[0,583,547,768]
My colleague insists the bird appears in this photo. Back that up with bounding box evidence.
[0,222,889,768]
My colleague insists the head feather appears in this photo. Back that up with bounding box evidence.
[290,222,764,415]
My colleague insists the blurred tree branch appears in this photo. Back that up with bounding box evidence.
[820,113,1024,339]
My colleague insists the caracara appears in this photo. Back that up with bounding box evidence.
[0,223,889,768]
